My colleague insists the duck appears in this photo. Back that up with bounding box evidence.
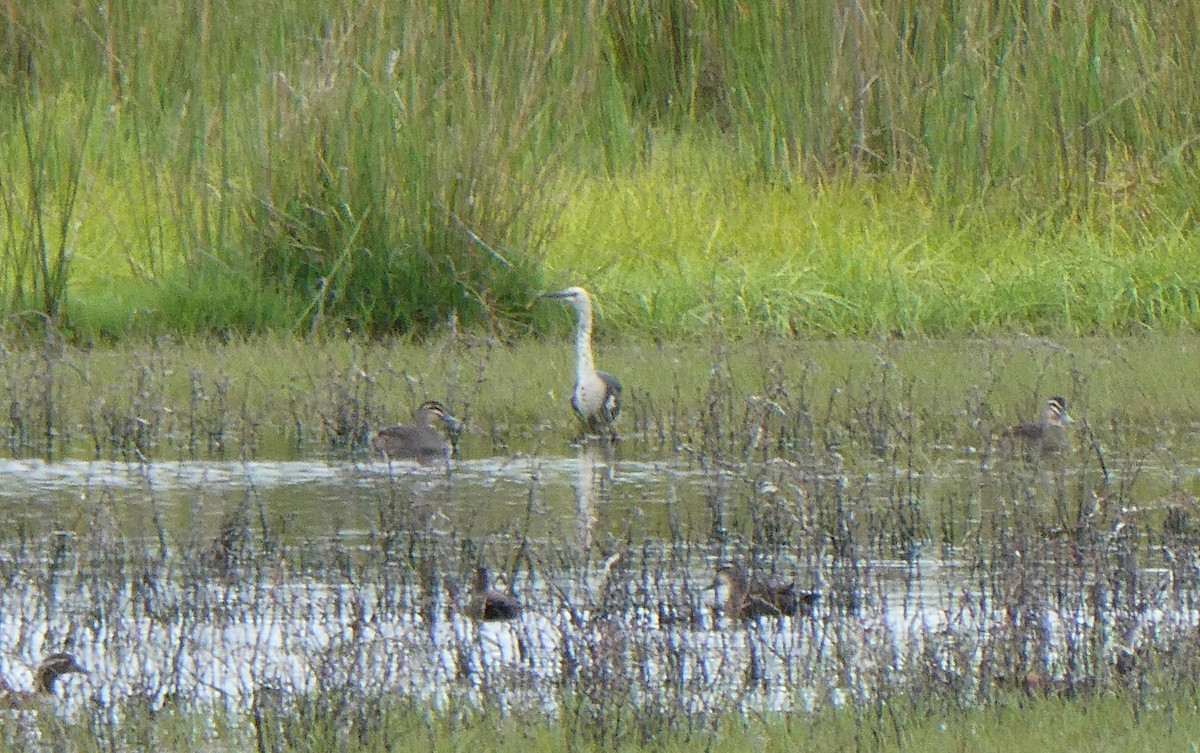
[370,401,463,462]
[714,564,819,620]
[544,286,623,440]
[468,566,521,621]
[1001,396,1074,455]
[0,653,87,709]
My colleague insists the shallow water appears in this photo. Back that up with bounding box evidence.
[0,430,1195,722]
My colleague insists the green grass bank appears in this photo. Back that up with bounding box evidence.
[1,1,1198,341]
[16,692,1200,753]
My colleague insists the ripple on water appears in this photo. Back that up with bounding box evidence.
[0,448,1192,718]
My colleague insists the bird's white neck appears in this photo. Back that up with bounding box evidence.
[573,301,596,380]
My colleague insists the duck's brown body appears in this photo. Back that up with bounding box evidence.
[1001,396,1074,455]
[468,567,521,621]
[371,401,462,462]
[715,565,819,620]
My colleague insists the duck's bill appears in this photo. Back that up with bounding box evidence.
[443,415,465,443]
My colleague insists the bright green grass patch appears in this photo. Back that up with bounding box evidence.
[64,272,293,340]
[857,695,1200,753]
[546,140,1200,338]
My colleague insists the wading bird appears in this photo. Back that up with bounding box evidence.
[370,401,463,463]
[544,286,622,440]
[0,653,87,709]
[1001,396,1074,455]
[714,564,819,620]
[468,566,521,622]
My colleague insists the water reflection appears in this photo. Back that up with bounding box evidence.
[0,439,1192,723]
[572,442,617,554]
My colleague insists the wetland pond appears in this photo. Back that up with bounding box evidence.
[1,335,1200,724]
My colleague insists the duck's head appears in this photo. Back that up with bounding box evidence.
[35,652,87,694]
[1043,396,1074,427]
[415,401,463,439]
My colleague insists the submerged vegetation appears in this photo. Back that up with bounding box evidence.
[1,333,1200,751]
[0,1,1198,340]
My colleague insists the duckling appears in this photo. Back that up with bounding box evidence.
[468,566,521,622]
[714,564,819,620]
[370,401,463,462]
[544,287,622,440]
[1001,396,1075,455]
[0,653,87,709]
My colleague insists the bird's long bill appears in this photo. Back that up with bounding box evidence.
[543,290,571,299]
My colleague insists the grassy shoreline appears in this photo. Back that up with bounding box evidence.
[549,162,1200,338]
[4,330,1200,462]
[20,687,1200,752]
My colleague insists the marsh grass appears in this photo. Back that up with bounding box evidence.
[2,2,1199,339]
[0,86,101,334]
[0,449,1197,752]
[3,332,1200,749]
[0,331,1194,564]
[4,332,1200,466]
[21,697,1200,752]
[549,161,1200,338]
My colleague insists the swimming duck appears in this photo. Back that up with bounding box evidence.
[371,401,463,462]
[1001,396,1074,455]
[714,564,819,620]
[0,653,87,709]
[468,566,521,621]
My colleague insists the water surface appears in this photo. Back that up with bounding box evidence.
[0,429,1193,721]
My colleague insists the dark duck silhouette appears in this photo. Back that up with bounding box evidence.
[0,653,87,709]
[714,564,819,620]
[468,566,521,622]
[1000,396,1074,455]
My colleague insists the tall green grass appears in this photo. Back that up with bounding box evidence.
[0,1,1198,339]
